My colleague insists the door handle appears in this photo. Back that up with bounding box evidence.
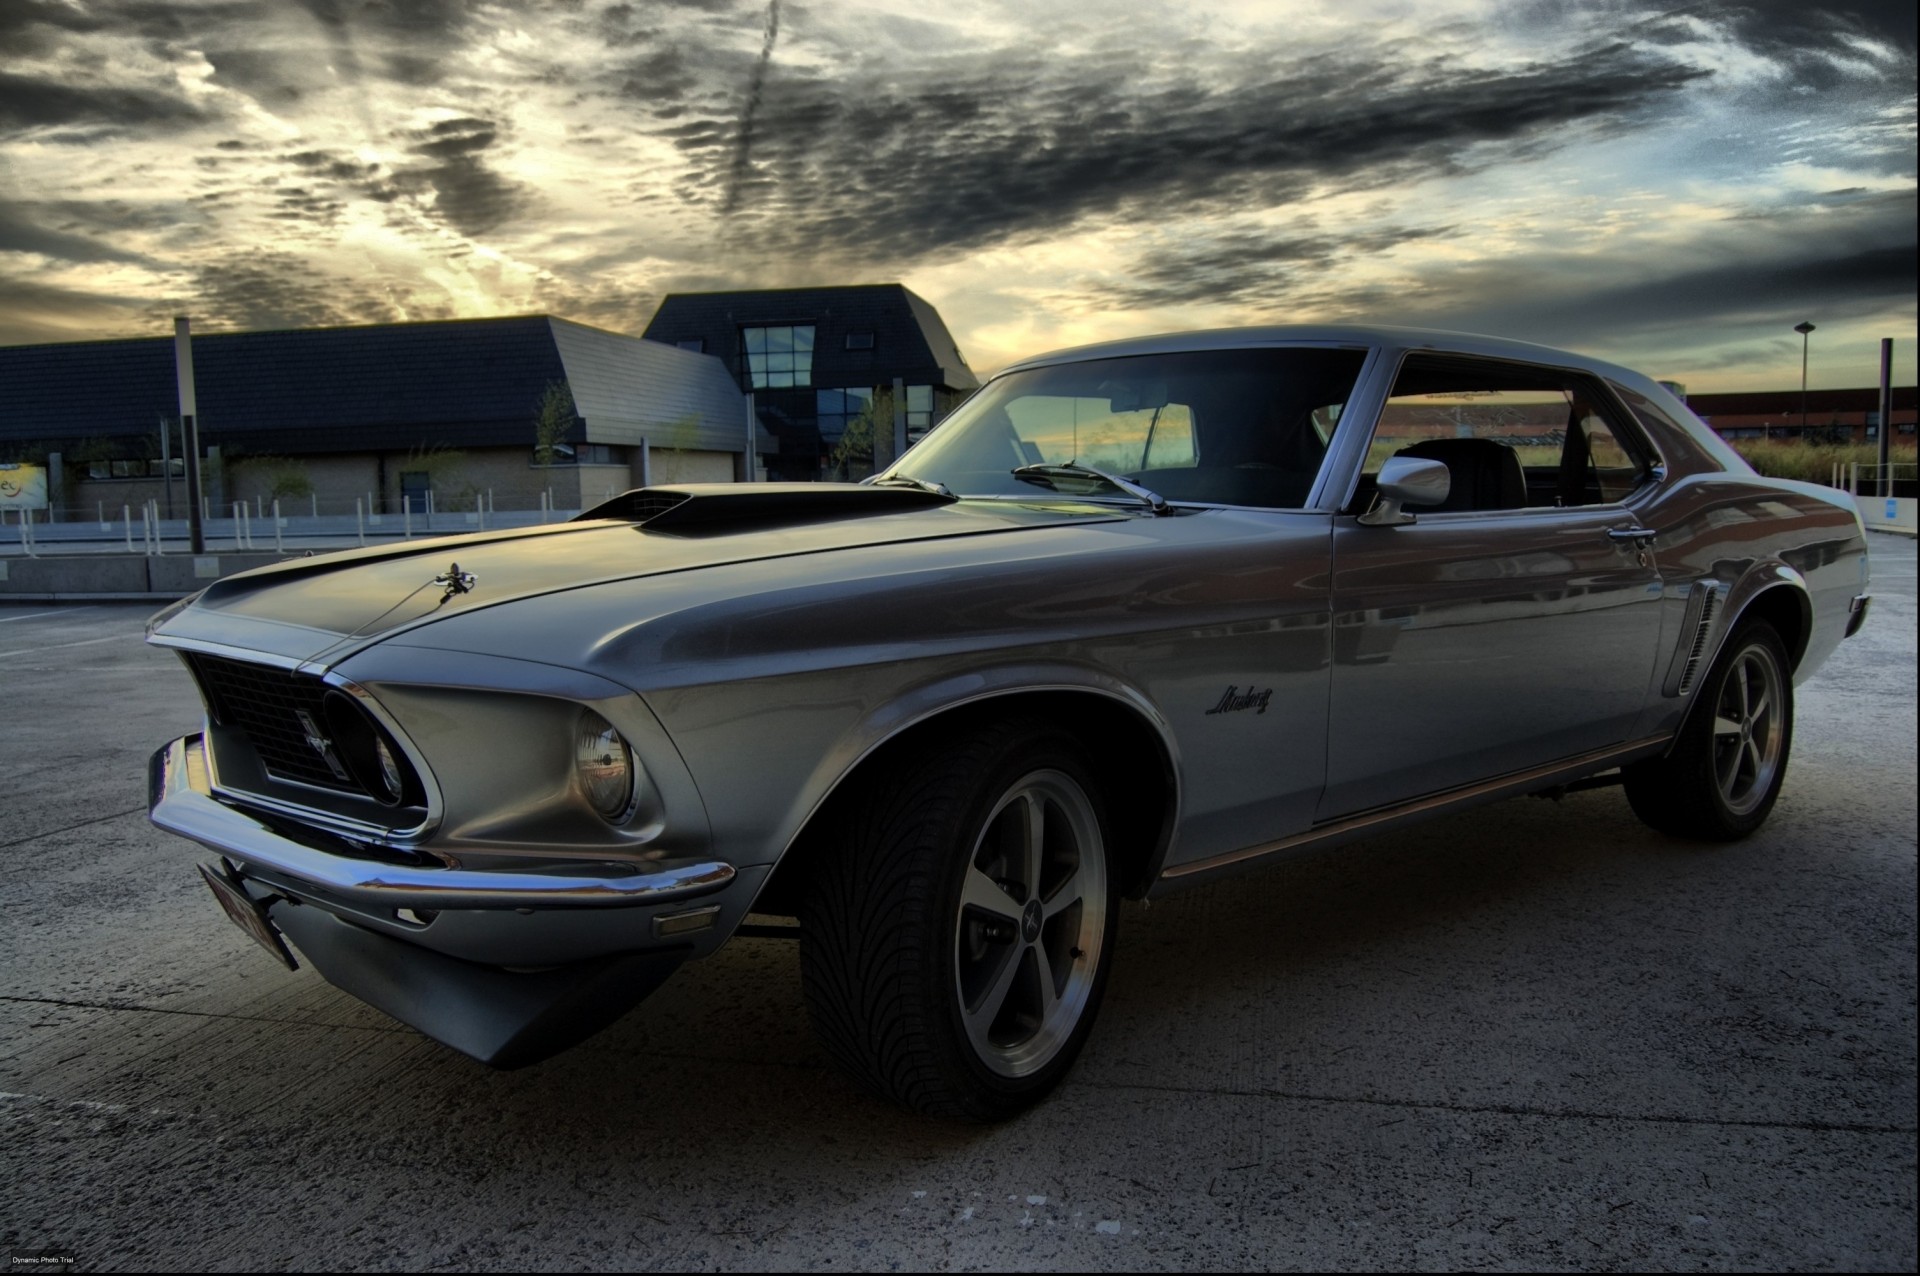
[1606,527,1658,544]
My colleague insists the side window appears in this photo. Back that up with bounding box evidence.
[1580,410,1643,503]
[1359,357,1651,512]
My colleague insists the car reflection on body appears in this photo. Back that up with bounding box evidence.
[147,326,1872,1119]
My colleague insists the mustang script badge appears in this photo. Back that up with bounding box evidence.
[1205,685,1273,716]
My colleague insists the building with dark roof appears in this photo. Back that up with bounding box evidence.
[642,284,980,481]
[0,315,748,519]
[1682,386,1917,443]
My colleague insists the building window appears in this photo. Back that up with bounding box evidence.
[530,443,626,466]
[87,458,183,480]
[676,338,706,353]
[817,387,875,441]
[906,384,934,442]
[845,332,875,350]
[742,325,814,389]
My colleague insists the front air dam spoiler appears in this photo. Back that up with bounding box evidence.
[267,896,684,1068]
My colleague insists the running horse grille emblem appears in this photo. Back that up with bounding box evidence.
[293,709,354,782]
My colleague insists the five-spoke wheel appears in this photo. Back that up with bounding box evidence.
[954,770,1109,1079]
[799,718,1118,1119]
[1626,620,1794,840]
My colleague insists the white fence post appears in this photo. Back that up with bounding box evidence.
[356,497,366,546]
[124,505,134,552]
[273,499,283,554]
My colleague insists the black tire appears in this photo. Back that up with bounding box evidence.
[1624,620,1794,840]
[797,716,1119,1121]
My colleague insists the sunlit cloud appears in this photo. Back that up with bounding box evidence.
[0,0,1911,391]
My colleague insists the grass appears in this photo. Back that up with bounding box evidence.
[1728,439,1918,484]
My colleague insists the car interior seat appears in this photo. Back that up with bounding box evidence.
[1394,438,1527,512]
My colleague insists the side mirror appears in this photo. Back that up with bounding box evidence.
[1358,456,1450,526]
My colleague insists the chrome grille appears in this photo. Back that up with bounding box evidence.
[186,653,362,794]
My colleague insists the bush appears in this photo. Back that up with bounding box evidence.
[1730,439,1918,484]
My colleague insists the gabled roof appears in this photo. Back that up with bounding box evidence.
[0,316,746,455]
[643,284,979,392]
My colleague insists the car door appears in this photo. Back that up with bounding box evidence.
[1318,354,1668,819]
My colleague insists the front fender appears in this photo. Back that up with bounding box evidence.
[647,656,1183,876]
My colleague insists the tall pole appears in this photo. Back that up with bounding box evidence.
[174,317,206,553]
[1794,321,1816,439]
[1878,338,1893,498]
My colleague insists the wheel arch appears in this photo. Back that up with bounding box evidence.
[755,686,1181,914]
[1720,567,1813,673]
[1656,567,1810,760]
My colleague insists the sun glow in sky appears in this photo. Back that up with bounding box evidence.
[0,0,1913,390]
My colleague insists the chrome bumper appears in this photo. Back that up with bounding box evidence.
[148,734,736,911]
[1847,593,1871,638]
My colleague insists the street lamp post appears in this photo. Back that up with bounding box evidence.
[1794,321,1816,441]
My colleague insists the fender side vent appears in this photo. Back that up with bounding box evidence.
[1663,583,1722,697]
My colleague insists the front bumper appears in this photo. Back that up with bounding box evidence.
[149,734,737,913]
[149,734,764,1067]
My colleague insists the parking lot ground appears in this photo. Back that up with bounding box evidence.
[1,534,1913,1271]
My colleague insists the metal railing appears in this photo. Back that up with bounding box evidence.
[3,489,595,557]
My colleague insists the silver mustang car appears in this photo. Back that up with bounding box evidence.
[147,325,1872,1119]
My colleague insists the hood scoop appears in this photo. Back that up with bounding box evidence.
[576,483,956,533]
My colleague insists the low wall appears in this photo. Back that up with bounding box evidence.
[0,552,296,601]
[1857,494,1918,537]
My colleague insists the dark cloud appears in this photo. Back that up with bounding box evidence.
[1085,225,1462,310]
[0,272,153,346]
[0,0,113,58]
[292,0,475,88]
[1533,0,1917,90]
[1689,0,1914,57]
[392,117,527,235]
[1342,192,1920,346]
[177,251,447,333]
[0,72,204,132]
[0,207,157,266]
[692,38,1708,263]
[721,0,781,215]
[1429,243,1918,342]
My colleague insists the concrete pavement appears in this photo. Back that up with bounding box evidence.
[1,534,1913,1270]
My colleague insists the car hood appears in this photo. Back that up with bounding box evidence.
[150,491,1128,669]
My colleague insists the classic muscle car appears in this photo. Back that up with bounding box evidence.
[147,325,1872,1119]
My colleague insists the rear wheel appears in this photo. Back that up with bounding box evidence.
[1625,620,1793,840]
[798,718,1117,1120]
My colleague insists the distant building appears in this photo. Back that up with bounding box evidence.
[642,284,980,481]
[0,316,748,519]
[1681,386,1917,444]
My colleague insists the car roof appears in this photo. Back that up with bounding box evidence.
[994,324,1646,384]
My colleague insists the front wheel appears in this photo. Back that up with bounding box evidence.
[1625,620,1794,840]
[798,718,1118,1120]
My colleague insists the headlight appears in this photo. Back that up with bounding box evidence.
[374,735,406,803]
[323,689,413,807]
[576,710,635,821]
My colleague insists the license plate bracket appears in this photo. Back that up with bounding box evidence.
[198,860,299,971]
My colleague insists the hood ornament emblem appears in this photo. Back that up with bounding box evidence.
[433,562,476,601]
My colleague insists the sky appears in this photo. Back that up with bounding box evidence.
[0,0,1913,392]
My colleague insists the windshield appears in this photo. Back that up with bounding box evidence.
[889,346,1368,509]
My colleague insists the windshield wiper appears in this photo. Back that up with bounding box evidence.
[864,473,953,497]
[1010,462,1170,515]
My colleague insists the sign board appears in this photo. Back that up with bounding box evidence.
[0,464,48,511]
